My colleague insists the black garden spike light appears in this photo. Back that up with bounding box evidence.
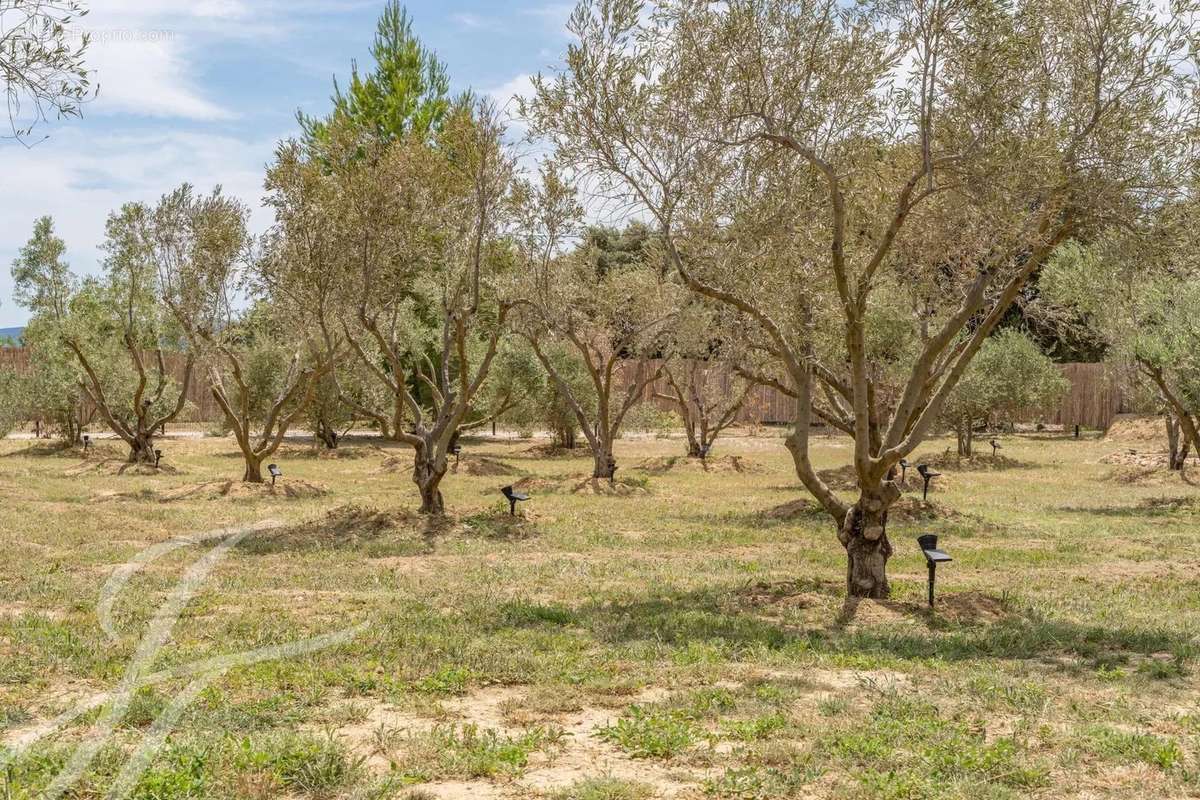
[500,485,529,516]
[990,438,1001,457]
[268,464,282,486]
[898,458,910,485]
[82,434,90,453]
[916,464,940,501]
[449,442,462,466]
[1074,424,1080,439]
[916,533,953,607]
[153,449,163,468]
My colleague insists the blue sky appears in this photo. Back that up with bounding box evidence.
[0,0,571,327]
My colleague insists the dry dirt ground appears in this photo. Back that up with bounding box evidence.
[2,428,1200,799]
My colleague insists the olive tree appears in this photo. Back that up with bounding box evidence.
[656,303,757,459]
[1043,233,1200,469]
[516,179,682,479]
[9,216,92,441]
[64,200,204,464]
[305,100,517,514]
[526,0,1194,597]
[941,330,1068,455]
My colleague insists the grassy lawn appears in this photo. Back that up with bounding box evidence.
[2,429,1200,799]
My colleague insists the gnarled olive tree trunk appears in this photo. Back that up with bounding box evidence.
[413,442,449,514]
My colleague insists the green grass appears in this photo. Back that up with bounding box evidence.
[2,428,1200,797]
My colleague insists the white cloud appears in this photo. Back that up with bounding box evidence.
[452,12,487,29]
[86,37,232,121]
[0,127,277,325]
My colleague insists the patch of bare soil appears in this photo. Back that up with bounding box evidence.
[635,454,761,474]
[838,592,1015,628]
[571,478,650,496]
[95,478,328,503]
[451,456,521,477]
[329,685,705,799]
[734,579,836,613]
[1106,413,1168,443]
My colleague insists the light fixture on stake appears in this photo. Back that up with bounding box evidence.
[916,534,952,607]
[268,464,282,486]
[153,449,163,468]
[990,439,1001,456]
[82,434,90,453]
[500,485,529,516]
[916,464,940,501]
[898,458,910,485]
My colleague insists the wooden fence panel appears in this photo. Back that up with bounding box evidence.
[0,344,1131,430]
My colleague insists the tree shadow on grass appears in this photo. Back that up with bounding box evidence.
[236,504,443,557]
[563,582,1197,668]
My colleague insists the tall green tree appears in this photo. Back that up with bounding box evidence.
[12,216,73,318]
[300,1,450,145]
[8,216,91,441]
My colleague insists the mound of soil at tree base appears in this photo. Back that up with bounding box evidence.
[272,443,382,460]
[887,497,966,522]
[816,465,859,490]
[760,498,826,520]
[842,591,1015,627]
[635,454,761,474]
[571,477,651,496]
[1101,464,1195,487]
[5,441,125,460]
[376,455,412,474]
[94,479,329,503]
[64,458,183,478]
[920,451,1029,472]
[239,504,423,553]
[459,508,541,540]
[451,456,522,477]
[1099,450,1198,469]
[1105,413,1168,443]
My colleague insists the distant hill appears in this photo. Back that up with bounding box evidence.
[0,327,25,344]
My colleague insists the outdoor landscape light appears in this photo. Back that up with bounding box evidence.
[449,442,462,465]
[1074,425,1080,438]
[501,485,529,516]
[898,458,909,485]
[990,439,1001,456]
[153,449,163,467]
[917,534,952,607]
[82,434,90,453]
[917,464,940,501]
[268,463,282,486]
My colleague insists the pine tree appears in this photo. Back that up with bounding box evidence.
[300,2,450,144]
